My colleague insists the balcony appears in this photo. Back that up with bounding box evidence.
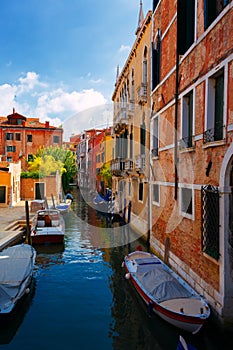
[203,124,223,144]
[137,83,147,104]
[135,154,146,172]
[179,136,193,149]
[127,101,135,118]
[124,159,134,172]
[119,107,128,124]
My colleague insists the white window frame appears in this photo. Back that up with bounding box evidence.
[181,89,195,148]
[152,182,160,206]
[151,115,159,157]
[180,185,195,220]
[204,66,227,143]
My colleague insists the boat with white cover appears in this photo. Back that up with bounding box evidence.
[0,244,36,314]
[123,250,210,334]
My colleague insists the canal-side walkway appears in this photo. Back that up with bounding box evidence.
[0,201,28,250]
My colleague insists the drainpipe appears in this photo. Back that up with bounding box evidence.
[174,0,180,200]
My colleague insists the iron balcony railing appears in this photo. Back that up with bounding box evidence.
[179,135,193,149]
[137,83,147,104]
[135,154,146,171]
[203,123,224,144]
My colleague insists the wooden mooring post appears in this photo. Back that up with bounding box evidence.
[25,201,31,245]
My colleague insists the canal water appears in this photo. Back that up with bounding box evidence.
[0,189,233,349]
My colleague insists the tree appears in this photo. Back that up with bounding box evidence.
[22,146,77,192]
[99,163,112,188]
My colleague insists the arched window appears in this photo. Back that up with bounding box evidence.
[142,46,148,84]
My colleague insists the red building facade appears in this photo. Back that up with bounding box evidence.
[0,110,63,170]
[150,0,233,323]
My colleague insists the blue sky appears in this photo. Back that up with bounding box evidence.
[0,0,151,138]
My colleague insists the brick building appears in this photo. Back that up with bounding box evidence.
[150,0,233,323]
[0,109,63,170]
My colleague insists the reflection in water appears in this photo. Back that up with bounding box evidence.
[0,279,36,345]
[1,189,233,349]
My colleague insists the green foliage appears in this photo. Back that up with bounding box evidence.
[20,171,43,179]
[21,146,77,191]
[99,163,112,188]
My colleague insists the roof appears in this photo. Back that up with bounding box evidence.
[0,115,62,130]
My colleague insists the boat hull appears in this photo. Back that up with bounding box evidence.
[30,209,65,245]
[124,251,210,334]
[31,233,64,244]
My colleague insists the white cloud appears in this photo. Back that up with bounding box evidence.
[35,88,107,117]
[89,78,103,84]
[0,84,17,115]
[119,44,130,53]
[0,71,109,139]
[18,71,47,93]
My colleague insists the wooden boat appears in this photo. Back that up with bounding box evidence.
[30,209,65,244]
[123,251,210,334]
[56,199,72,213]
[93,193,109,214]
[0,244,36,314]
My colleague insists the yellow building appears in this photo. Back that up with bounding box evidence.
[111,2,152,235]
[0,161,21,207]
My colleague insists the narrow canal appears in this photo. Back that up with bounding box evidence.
[0,189,233,349]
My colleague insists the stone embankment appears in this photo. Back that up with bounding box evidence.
[0,201,29,250]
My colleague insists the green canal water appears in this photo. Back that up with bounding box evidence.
[0,190,232,349]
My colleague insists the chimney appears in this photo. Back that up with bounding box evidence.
[45,121,50,128]
[13,107,15,114]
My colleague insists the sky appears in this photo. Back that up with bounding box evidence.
[0,0,151,139]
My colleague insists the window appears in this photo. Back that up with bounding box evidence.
[204,69,224,143]
[6,132,13,140]
[0,186,6,203]
[128,181,132,197]
[131,70,135,101]
[201,185,220,260]
[153,0,159,12]
[27,134,32,142]
[181,187,193,217]
[28,154,34,162]
[152,184,159,205]
[6,146,16,152]
[140,121,146,155]
[142,47,148,84]
[181,90,193,148]
[53,135,59,143]
[152,28,161,90]
[130,127,133,159]
[139,182,144,202]
[152,117,159,156]
[204,0,230,29]
[6,157,12,162]
[15,133,21,141]
[177,0,195,55]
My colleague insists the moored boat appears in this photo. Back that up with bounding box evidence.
[56,199,72,213]
[123,251,210,334]
[30,209,65,244]
[0,244,36,314]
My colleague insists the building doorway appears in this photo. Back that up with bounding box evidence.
[35,182,45,200]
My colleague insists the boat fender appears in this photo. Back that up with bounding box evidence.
[121,262,125,268]
[125,273,131,280]
[148,300,153,317]
[25,288,30,294]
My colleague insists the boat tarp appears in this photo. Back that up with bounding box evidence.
[135,262,193,303]
[0,244,35,300]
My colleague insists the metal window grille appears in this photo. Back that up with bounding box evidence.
[201,185,220,260]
